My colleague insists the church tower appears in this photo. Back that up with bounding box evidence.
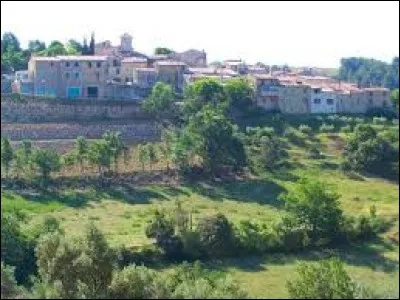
[120,33,133,53]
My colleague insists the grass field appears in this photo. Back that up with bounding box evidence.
[1,130,398,298]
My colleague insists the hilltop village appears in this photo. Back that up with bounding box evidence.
[3,33,392,114]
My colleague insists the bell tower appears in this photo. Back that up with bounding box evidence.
[120,33,133,52]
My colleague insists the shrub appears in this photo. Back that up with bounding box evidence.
[196,213,235,257]
[298,124,312,135]
[286,258,356,299]
[283,127,305,146]
[308,146,324,159]
[235,220,280,254]
[1,263,25,299]
[145,211,183,260]
[319,123,335,133]
[341,124,352,133]
[280,178,343,245]
[373,116,388,125]
[274,215,310,252]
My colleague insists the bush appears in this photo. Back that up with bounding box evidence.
[319,123,335,133]
[145,211,183,260]
[196,213,235,258]
[308,146,324,159]
[298,124,312,135]
[341,124,352,133]
[280,178,343,245]
[283,127,305,146]
[235,220,280,254]
[274,216,310,252]
[1,263,25,299]
[373,116,388,125]
[287,258,356,299]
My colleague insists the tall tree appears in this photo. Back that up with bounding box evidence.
[1,137,14,178]
[1,32,21,52]
[82,37,89,55]
[65,39,83,55]
[89,32,95,55]
[28,40,46,54]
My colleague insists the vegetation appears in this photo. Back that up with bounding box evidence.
[338,57,399,90]
[1,73,399,298]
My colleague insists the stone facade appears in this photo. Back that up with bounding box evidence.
[1,96,145,123]
[1,122,157,141]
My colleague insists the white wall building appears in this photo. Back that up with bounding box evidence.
[310,87,337,114]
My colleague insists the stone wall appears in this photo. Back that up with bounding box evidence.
[1,95,149,123]
[1,122,158,141]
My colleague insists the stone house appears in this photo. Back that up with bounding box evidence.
[154,61,186,93]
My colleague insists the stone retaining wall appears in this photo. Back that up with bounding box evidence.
[1,95,148,123]
[1,122,158,141]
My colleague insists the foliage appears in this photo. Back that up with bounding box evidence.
[174,105,246,175]
[391,88,399,109]
[154,47,174,55]
[298,124,313,135]
[138,143,147,171]
[280,177,343,245]
[145,211,183,259]
[88,140,112,176]
[74,136,88,173]
[196,213,235,257]
[1,136,14,177]
[1,212,37,284]
[31,148,61,181]
[256,135,286,171]
[35,224,114,299]
[342,124,398,179]
[224,77,254,111]
[103,131,125,173]
[142,82,176,118]
[287,258,357,299]
[1,263,24,299]
[147,143,158,170]
[338,56,399,90]
[319,123,335,133]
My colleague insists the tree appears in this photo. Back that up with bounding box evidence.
[183,78,226,117]
[1,263,24,299]
[28,40,46,54]
[147,143,158,171]
[257,135,286,171]
[287,258,356,299]
[1,32,21,52]
[196,213,235,257]
[65,39,82,55]
[176,105,247,175]
[82,37,89,55]
[142,82,175,118]
[88,140,111,177]
[391,89,399,110]
[280,177,343,245]
[145,211,183,259]
[138,144,147,171]
[103,131,124,173]
[154,47,174,55]
[89,32,95,55]
[74,136,88,174]
[35,224,114,299]
[160,128,174,171]
[1,137,14,178]
[31,148,61,182]
[45,41,67,56]
[224,77,254,110]
[343,124,398,178]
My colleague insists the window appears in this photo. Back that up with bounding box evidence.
[116,68,120,75]
[96,62,101,68]
[96,72,100,81]
[105,68,109,75]
[50,62,54,67]
[75,72,80,79]
[314,89,320,94]
[369,98,373,105]
[88,62,92,68]
[74,62,79,67]
[66,62,70,67]
[369,92,373,96]
[113,60,118,67]
[383,100,387,107]
[126,77,129,83]
[327,99,334,105]
[314,98,321,104]
[65,72,70,79]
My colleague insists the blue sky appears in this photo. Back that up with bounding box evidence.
[1,1,399,68]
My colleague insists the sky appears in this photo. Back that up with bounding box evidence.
[1,1,399,68]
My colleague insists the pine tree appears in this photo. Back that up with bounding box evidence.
[82,37,89,55]
[89,32,95,55]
